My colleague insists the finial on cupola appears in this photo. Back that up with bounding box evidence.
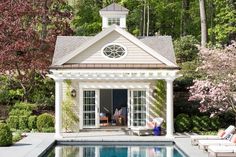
[99,3,129,30]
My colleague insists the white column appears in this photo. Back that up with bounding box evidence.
[55,78,63,138]
[166,79,174,137]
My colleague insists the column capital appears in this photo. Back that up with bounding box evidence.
[165,78,175,83]
[54,78,64,82]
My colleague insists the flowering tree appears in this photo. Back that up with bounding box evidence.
[0,0,73,101]
[189,41,236,116]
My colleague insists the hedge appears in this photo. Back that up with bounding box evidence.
[0,123,12,146]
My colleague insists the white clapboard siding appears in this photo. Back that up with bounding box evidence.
[67,31,162,64]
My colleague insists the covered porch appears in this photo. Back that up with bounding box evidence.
[48,69,180,138]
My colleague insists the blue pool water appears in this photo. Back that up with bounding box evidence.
[43,145,186,157]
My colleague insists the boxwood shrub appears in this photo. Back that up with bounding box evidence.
[191,115,201,133]
[28,115,37,130]
[37,113,54,132]
[19,116,28,131]
[6,116,19,130]
[0,123,12,146]
[175,113,192,132]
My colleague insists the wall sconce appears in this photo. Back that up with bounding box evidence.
[152,89,157,97]
[71,89,76,97]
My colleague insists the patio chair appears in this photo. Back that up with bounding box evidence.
[191,125,235,145]
[198,134,236,151]
[131,118,164,136]
[208,145,236,157]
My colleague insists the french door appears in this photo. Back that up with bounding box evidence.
[129,89,147,127]
[82,90,99,128]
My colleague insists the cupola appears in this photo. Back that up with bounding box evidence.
[99,3,129,30]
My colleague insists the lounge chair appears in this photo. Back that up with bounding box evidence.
[198,139,236,151]
[208,145,236,157]
[191,125,235,145]
[131,118,164,136]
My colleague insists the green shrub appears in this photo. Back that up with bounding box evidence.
[13,102,37,111]
[28,116,37,130]
[200,116,211,131]
[191,116,201,133]
[37,113,54,132]
[210,117,220,131]
[0,123,12,146]
[175,114,192,132]
[6,116,18,130]
[42,127,55,133]
[18,116,28,131]
[12,131,22,143]
[9,109,31,117]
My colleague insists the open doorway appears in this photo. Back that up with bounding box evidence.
[100,89,128,127]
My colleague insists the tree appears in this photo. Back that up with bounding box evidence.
[0,0,73,102]
[208,0,236,44]
[199,0,207,47]
[72,0,102,36]
[189,41,236,116]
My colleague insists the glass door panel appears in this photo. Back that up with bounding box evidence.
[132,90,146,127]
[83,90,96,127]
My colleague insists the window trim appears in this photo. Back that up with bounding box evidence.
[101,43,127,60]
[108,17,120,26]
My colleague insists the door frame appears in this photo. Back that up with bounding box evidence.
[79,82,150,129]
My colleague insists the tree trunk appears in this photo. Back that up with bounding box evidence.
[143,0,146,36]
[182,0,190,36]
[146,1,149,36]
[199,0,207,47]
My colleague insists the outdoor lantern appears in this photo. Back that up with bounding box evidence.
[71,89,76,97]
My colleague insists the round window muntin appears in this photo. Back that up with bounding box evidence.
[102,43,127,59]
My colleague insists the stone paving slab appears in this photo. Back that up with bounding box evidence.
[175,137,208,157]
[0,133,55,157]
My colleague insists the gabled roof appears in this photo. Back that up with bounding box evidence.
[52,36,92,65]
[53,25,178,67]
[100,3,129,12]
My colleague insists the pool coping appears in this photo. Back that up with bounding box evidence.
[0,133,208,157]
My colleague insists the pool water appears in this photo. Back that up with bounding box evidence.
[43,145,186,157]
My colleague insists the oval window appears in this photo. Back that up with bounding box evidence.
[103,44,126,59]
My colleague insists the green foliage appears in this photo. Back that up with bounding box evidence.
[0,76,24,105]
[27,76,55,107]
[6,116,18,130]
[41,127,55,133]
[200,116,213,131]
[191,115,220,133]
[175,114,192,132]
[154,80,166,117]
[208,0,236,44]
[191,116,201,133]
[18,116,28,131]
[174,35,201,91]
[37,113,54,132]
[12,102,37,111]
[72,0,101,35]
[0,123,12,146]
[28,116,37,130]
[210,117,221,131]
[9,109,32,117]
[62,81,79,132]
[12,131,22,143]
[174,35,199,63]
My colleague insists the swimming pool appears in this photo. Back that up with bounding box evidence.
[42,143,187,157]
